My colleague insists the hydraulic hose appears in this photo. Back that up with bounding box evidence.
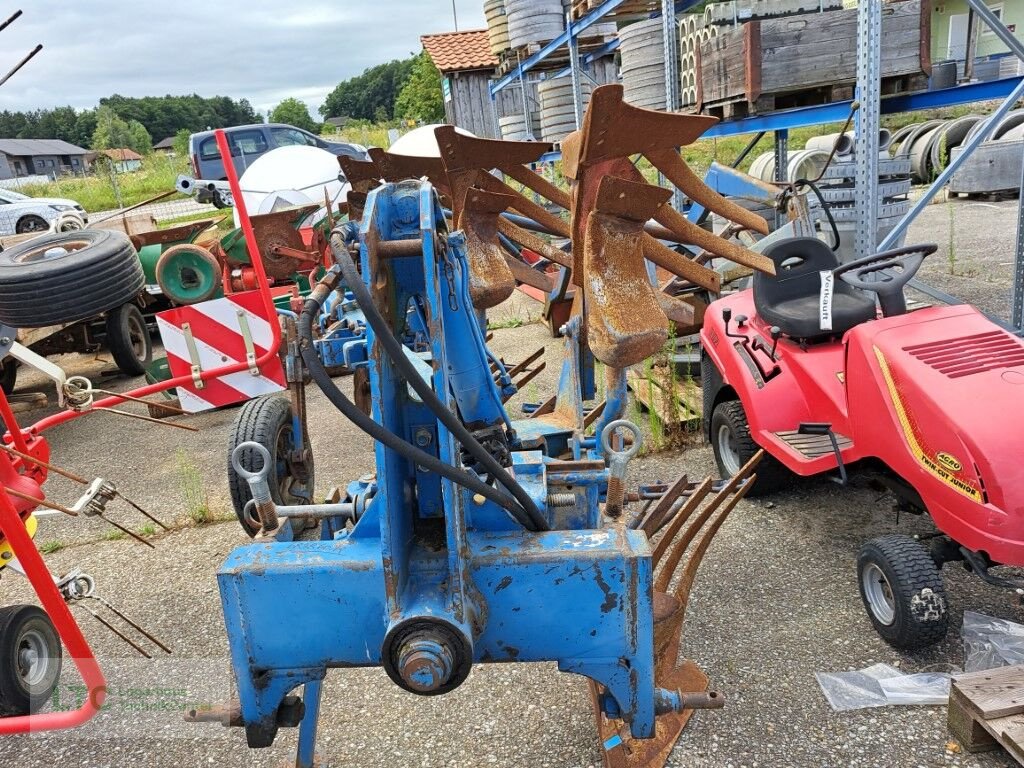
[328,233,549,532]
[298,270,546,531]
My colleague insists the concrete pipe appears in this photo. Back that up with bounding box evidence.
[928,115,982,172]
[506,0,564,48]
[749,152,776,182]
[787,149,830,182]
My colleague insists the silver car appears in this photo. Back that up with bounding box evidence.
[0,187,88,235]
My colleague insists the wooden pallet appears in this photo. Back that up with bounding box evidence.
[948,664,1024,764]
[626,368,702,428]
[572,0,659,21]
[700,73,928,121]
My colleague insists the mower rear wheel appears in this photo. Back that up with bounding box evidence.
[710,400,791,496]
[105,303,152,376]
[857,534,949,650]
[227,395,314,537]
[0,604,62,716]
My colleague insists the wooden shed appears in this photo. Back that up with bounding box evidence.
[421,30,500,139]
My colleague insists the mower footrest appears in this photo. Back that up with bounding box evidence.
[774,429,852,459]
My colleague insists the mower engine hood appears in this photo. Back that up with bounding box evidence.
[859,306,1024,531]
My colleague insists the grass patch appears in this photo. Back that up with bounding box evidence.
[39,540,64,554]
[139,523,157,537]
[105,529,126,541]
[488,316,527,330]
[14,154,190,213]
[176,448,215,525]
[157,209,232,232]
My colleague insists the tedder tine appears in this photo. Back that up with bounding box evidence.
[632,472,690,534]
[650,477,714,568]
[591,451,763,768]
[654,451,764,594]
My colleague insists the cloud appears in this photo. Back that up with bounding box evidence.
[0,0,485,117]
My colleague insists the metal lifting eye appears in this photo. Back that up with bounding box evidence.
[231,441,272,481]
[601,419,642,461]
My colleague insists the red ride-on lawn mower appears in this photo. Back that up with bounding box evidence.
[701,236,1024,649]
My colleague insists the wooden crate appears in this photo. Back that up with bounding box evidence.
[948,664,1024,763]
[696,0,931,117]
[626,368,702,428]
[572,0,659,21]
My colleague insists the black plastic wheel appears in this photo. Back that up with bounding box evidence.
[0,230,144,328]
[0,358,16,395]
[0,604,62,716]
[857,534,949,650]
[709,399,792,496]
[105,303,152,376]
[15,215,47,235]
[227,395,314,537]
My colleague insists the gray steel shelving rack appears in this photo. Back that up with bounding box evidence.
[488,0,1024,330]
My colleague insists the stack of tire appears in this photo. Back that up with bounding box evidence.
[619,18,674,110]
[0,229,150,394]
[506,0,564,49]
[538,76,592,142]
[890,115,986,184]
[499,114,538,141]
[485,0,511,56]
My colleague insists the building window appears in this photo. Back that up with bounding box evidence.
[46,159,55,168]
[981,4,1004,36]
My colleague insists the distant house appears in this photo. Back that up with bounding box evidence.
[421,30,500,139]
[88,148,144,173]
[153,137,177,155]
[0,138,90,180]
[932,1,1024,74]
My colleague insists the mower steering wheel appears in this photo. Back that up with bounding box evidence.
[832,243,938,317]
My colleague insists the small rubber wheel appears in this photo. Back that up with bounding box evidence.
[0,604,62,716]
[709,399,791,496]
[0,230,144,328]
[227,395,314,537]
[0,358,17,395]
[105,303,152,376]
[857,534,949,650]
[15,215,48,235]
[155,244,221,305]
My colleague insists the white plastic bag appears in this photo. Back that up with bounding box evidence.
[815,663,903,711]
[962,610,1024,673]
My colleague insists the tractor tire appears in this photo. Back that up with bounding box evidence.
[857,534,949,650]
[709,399,792,496]
[227,395,314,537]
[15,215,48,235]
[0,604,62,716]
[0,358,17,395]
[105,303,152,376]
[0,230,144,328]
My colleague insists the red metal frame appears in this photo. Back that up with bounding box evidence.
[0,129,284,731]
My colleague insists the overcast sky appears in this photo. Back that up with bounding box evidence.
[0,1,485,116]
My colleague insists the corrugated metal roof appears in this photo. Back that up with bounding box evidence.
[153,137,176,149]
[421,30,498,73]
[0,138,90,156]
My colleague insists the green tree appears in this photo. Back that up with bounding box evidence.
[91,106,152,154]
[320,57,417,121]
[269,97,317,132]
[395,51,445,123]
[173,127,191,156]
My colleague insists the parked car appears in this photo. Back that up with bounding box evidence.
[0,187,87,236]
[189,123,368,206]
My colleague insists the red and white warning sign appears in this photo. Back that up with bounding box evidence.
[156,291,286,412]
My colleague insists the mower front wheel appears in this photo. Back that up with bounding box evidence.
[857,534,949,650]
[709,399,791,496]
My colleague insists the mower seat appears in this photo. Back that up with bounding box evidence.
[753,238,876,340]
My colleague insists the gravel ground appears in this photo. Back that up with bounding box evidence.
[1,197,1021,767]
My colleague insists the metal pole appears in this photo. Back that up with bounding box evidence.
[662,1,685,211]
[568,12,584,128]
[1014,149,1024,330]
[854,0,881,262]
[773,129,788,184]
[452,0,459,31]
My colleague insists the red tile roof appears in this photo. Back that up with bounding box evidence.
[421,30,498,73]
[102,148,143,161]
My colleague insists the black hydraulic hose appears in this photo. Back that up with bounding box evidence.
[297,273,544,529]
[328,233,549,532]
